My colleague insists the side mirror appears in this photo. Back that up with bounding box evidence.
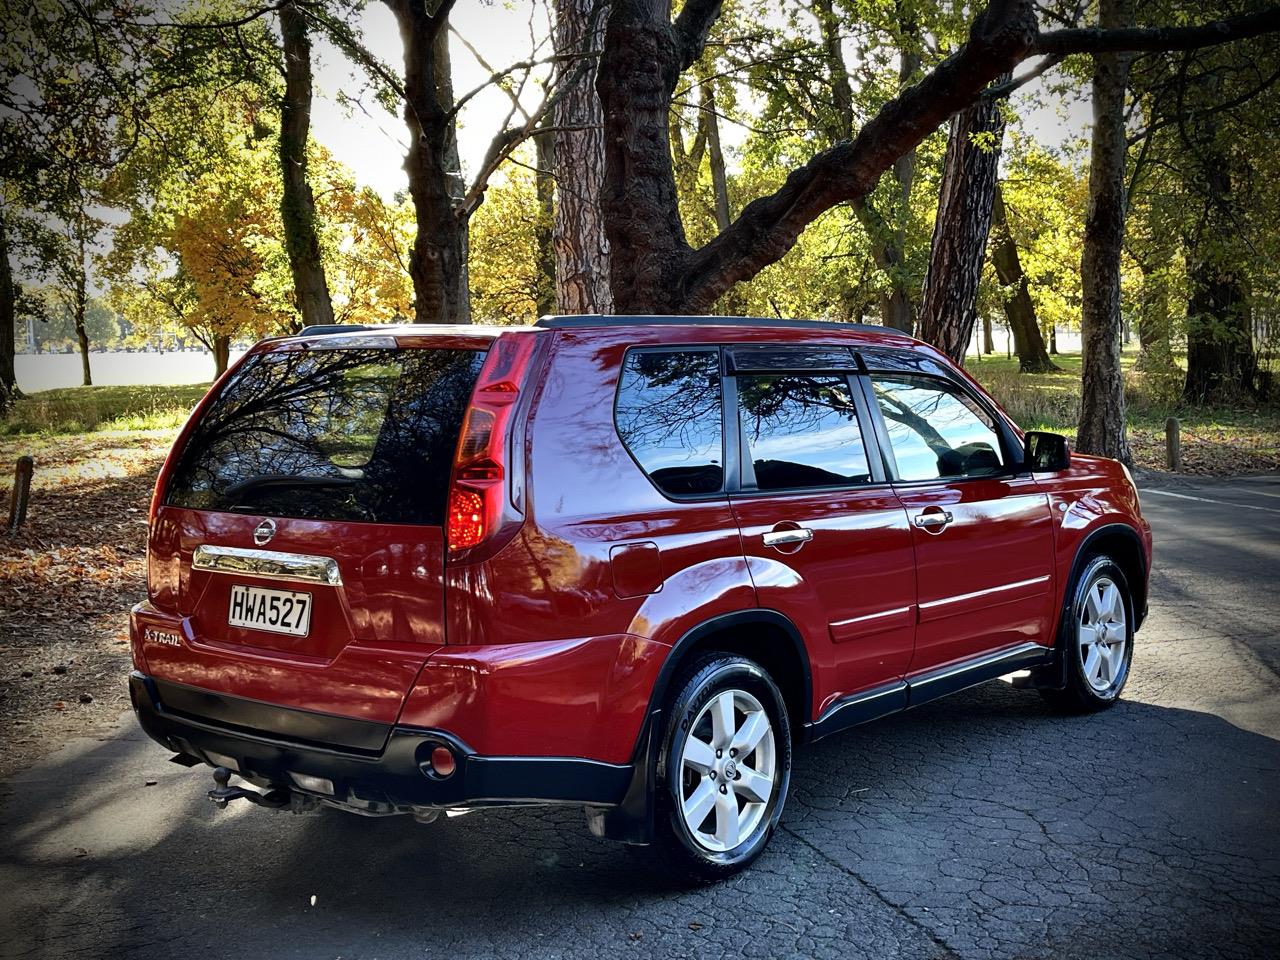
[1024,431,1071,472]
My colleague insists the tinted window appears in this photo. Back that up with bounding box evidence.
[615,349,724,496]
[737,374,870,491]
[166,347,485,524]
[871,375,1006,481]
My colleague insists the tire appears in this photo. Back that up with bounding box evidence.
[647,653,792,883]
[1040,555,1135,713]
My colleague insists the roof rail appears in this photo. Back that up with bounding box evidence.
[297,323,381,336]
[533,314,886,334]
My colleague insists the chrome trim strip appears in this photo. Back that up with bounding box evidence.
[917,574,1050,614]
[830,605,913,631]
[192,545,342,586]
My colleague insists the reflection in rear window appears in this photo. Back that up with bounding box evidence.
[166,347,485,525]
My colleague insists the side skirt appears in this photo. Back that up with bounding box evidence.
[807,641,1055,743]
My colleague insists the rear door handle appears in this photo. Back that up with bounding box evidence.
[762,527,814,548]
[913,510,954,530]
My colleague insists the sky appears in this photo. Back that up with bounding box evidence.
[309,2,1092,203]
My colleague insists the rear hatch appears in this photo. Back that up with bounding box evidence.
[142,331,492,731]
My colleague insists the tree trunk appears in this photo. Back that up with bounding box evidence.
[1181,110,1257,402]
[387,0,471,324]
[534,128,557,317]
[213,334,231,378]
[1076,0,1133,463]
[1050,324,1059,354]
[1184,253,1255,402]
[917,77,1009,365]
[278,0,336,329]
[982,313,995,354]
[703,80,731,233]
[553,0,612,314]
[991,184,1057,372]
[0,212,18,411]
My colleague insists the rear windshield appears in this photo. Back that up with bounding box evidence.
[166,346,485,525]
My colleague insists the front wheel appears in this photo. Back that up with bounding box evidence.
[649,654,792,883]
[1041,555,1135,712]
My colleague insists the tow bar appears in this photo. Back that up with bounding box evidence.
[207,766,290,810]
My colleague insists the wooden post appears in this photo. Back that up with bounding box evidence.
[1165,417,1181,472]
[7,456,33,532]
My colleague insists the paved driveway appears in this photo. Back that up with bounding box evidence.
[1,475,1277,960]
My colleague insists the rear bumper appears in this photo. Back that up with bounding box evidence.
[129,671,633,814]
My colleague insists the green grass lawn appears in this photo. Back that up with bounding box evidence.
[0,383,210,436]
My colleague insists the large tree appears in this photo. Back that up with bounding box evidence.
[552,0,612,314]
[1077,0,1135,462]
[594,0,1280,317]
[917,80,1009,364]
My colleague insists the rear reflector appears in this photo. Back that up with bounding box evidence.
[447,488,486,550]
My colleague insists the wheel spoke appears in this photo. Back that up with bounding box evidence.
[1083,646,1102,684]
[1101,584,1122,623]
[714,787,740,848]
[731,710,769,757]
[710,691,736,749]
[683,735,715,775]
[1085,587,1102,623]
[683,779,716,829]
[1078,624,1098,647]
[735,764,773,804]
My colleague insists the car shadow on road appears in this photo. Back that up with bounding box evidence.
[1,682,1278,960]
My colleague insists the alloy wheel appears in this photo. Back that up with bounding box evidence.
[1078,575,1128,694]
[677,688,777,852]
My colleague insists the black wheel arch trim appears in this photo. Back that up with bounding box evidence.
[1067,522,1148,629]
[598,608,814,845]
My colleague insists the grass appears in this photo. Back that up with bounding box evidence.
[0,383,210,436]
[968,352,1280,473]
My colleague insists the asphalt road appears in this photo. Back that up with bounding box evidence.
[1,474,1277,960]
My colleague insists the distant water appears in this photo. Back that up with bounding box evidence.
[14,350,249,392]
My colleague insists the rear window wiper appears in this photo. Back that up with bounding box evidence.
[225,474,359,498]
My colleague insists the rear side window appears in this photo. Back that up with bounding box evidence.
[871,375,1006,481]
[736,374,871,491]
[166,347,485,524]
[615,349,724,496]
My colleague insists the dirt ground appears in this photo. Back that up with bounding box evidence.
[0,431,171,779]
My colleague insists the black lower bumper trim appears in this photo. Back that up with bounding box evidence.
[129,672,631,812]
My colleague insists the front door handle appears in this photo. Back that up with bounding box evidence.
[913,510,954,530]
[762,527,814,548]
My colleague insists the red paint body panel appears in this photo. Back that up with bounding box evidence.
[731,488,916,716]
[134,319,1152,775]
[896,477,1057,673]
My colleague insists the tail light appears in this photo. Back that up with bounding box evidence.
[445,333,541,558]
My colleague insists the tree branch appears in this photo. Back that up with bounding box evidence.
[1035,8,1280,55]
[672,0,724,72]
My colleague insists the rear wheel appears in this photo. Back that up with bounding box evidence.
[649,654,791,883]
[1041,555,1134,712]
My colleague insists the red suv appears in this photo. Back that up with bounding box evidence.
[129,316,1151,880]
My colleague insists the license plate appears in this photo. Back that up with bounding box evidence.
[228,584,312,637]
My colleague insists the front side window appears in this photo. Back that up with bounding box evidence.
[736,374,870,491]
[166,346,485,524]
[871,375,1006,481]
[615,349,724,496]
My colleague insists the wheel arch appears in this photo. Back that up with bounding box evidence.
[1069,522,1148,630]
[592,608,813,846]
